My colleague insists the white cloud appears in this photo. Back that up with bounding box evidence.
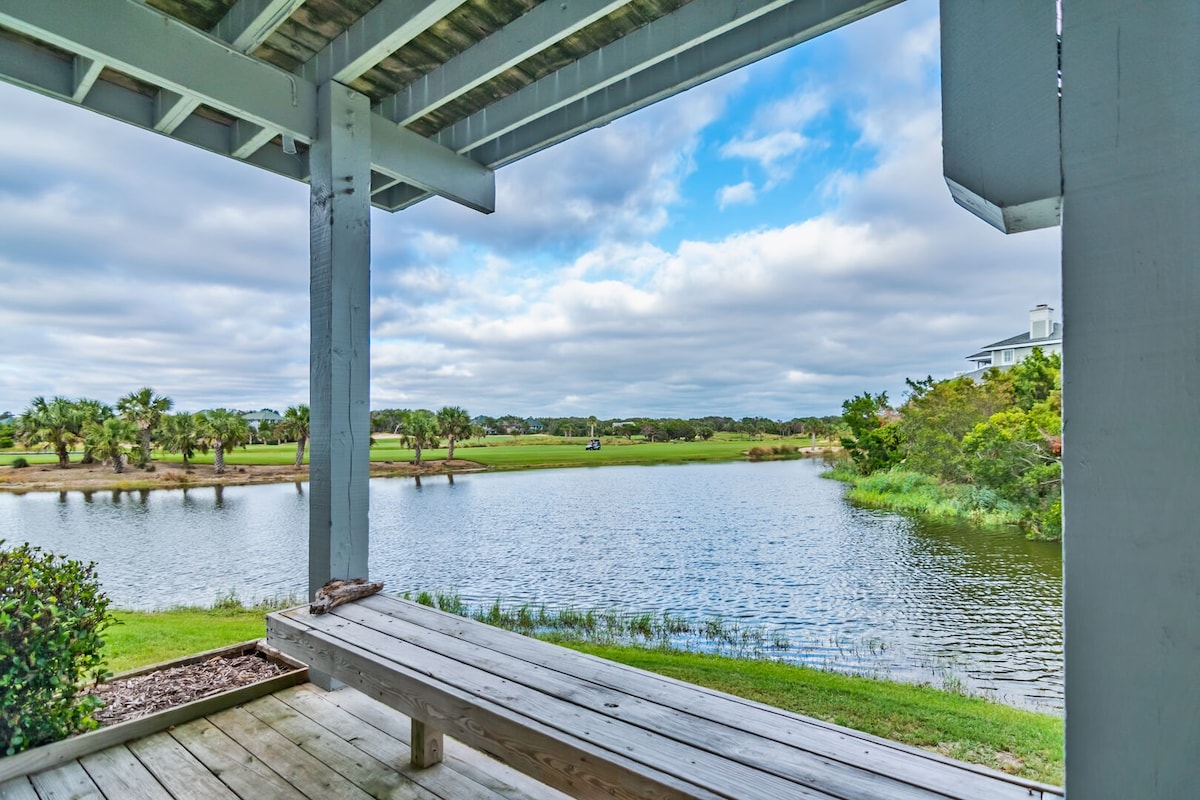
[717,181,758,209]
[0,0,1060,420]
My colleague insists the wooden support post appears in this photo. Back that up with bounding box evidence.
[410,718,443,768]
[308,81,372,604]
[1060,3,1200,796]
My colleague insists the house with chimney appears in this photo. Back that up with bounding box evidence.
[962,304,1062,379]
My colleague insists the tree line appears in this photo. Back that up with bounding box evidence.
[3,392,845,473]
[2,389,310,474]
[370,411,841,443]
[838,349,1062,538]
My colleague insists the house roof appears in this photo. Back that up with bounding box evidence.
[0,0,898,215]
[977,322,1063,352]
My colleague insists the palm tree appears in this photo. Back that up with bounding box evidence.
[436,405,472,461]
[277,404,310,468]
[74,398,114,464]
[399,409,440,465]
[16,396,81,467]
[199,409,250,474]
[117,387,173,467]
[159,412,207,467]
[84,417,138,473]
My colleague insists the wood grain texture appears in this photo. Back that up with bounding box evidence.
[126,732,240,800]
[277,684,557,800]
[0,777,39,800]
[410,719,444,769]
[170,717,307,800]
[78,746,172,800]
[27,760,102,800]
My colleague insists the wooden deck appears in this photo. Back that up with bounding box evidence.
[0,683,570,800]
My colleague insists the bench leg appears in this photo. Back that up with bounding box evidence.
[411,719,444,768]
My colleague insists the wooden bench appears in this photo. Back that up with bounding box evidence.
[266,595,1062,800]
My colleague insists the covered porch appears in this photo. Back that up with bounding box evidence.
[0,0,1196,796]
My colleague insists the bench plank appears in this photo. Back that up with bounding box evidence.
[269,616,758,800]
[352,595,1062,799]
[326,602,956,800]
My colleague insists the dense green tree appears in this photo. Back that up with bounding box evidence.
[840,392,902,474]
[697,425,715,441]
[199,409,250,474]
[371,408,409,434]
[1001,348,1061,410]
[117,387,173,468]
[400,409,440,464]
[84,417,138,473]
[898,376,1009,482]
[159,412,206,467]
[436,405,472,461]
[277,405,310,468]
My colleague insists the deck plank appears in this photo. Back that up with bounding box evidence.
[127,731,240,800]
[79,745,173,800]
[205,706,376,800]
[27,761,102,800]
[354,596,1062,799]
[241,694,434,800]
[169,716,307,799]
[279,685,570,800]
[0,777,39,800]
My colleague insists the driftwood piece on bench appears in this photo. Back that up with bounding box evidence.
[310,578,383,614]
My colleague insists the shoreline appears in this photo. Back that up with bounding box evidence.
[0,459,490,495]
[0,444,837,495]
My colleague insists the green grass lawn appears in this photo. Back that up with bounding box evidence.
[101,606,1062,786]
[3,434,833,471]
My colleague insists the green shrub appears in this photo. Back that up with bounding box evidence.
[9,457,28,469]
[1,540,113,755]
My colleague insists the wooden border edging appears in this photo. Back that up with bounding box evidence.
[0,639,308,783]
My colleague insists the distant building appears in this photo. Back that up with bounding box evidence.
[241,409,283,427]
[962,304,1062,379]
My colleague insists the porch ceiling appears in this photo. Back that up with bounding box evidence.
[0,0,899,213]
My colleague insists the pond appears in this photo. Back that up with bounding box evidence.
[0,458,1063,712]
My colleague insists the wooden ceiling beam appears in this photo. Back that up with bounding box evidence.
[300,0,466,85]
[470,0,901,169]
[376,0,629,127]
[213,0,308,54]
[434,0,798,154]
[0,0,494,213]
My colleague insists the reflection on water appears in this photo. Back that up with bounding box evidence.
[0,459,1062,712]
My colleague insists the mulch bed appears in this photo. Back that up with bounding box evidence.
[86,652,293,727]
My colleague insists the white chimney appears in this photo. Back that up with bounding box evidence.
[1030,304,1053,340]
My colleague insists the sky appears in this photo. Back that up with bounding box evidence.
[0,0,1061,421]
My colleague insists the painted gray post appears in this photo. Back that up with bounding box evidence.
[308,81,371,602]
[1061,3,1200,796]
